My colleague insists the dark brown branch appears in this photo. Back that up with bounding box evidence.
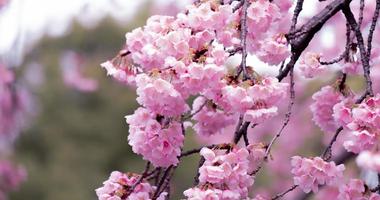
[290,0,305,32]
[321,127,343,161]
[152,166,173,199]
[279,0,353,81]
[358,0,365,28]
[367,0,380,57]
[239,0,250,80]
[233,121,250,144]
[180,143,231,158]
[128,162,151,193]
[343,5,374,97]
[194,157,205,185]
[227,47,243,56]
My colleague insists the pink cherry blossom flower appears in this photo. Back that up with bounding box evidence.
[183,187,240,200]
[247,77,288,106]
[191,97,237,137]
[135,74,189,117]
[178,62,225,96]
[298,52,326,78]
[310,86,344,133]
[126,107,184,167]
[291,156,345,193]
[96,171,166,200]
[244,107,278,124]
[256,34,290,66]
[333,99,355,128]
[337,179,366,200]
[247,0,281,40]
[343,129,377,154]
[246,143,266,172]
[197,146,255,199]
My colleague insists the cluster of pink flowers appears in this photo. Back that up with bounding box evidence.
[291,156,345,193]
[297,52,326,78]
[96,171,166,200]
[337,179,380,200]
[0,160,27,199]
[213,77,288,124]
[246,0,281,42]
[135,74,189,117]
[191,97,237,137]
[333,95,380,153]
[310,86,345,133]
[126,107,184,167]
[246,0,292,65]
[100,0,291,172]
[256,34,290,66]
[184,145,265,199]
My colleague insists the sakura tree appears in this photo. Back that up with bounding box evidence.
[97,0,380,199]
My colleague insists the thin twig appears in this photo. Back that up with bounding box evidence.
[343,5,374,97]
[128,162,151,193]
[266,67,295,159]
[239,0,250,80]
[153,166,173,199]
[321,127,343,161]
[290,0,305,32]
[272,185,299,200]
[367,0,380,57]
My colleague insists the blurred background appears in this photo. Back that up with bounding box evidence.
[0,0,202,199]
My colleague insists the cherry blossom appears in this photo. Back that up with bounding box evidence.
[126,108,184,167]
[297,52,326,78]
[291,156,345,193]
[135,74,189,117]
[96,171,166,200]
[310,86,344,133]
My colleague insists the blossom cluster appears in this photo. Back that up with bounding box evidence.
[100,0,290,169]
[95,171,166,200]
[297,52,326,78]
[184,145,265,199]
[337,179,380,200]
[333,94,380,153]
[310,85,345,133]
[310,85,380,154]
[291,156,345,193]
[126,107,184,168]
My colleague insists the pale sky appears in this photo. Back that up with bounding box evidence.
[0,0,192,67]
